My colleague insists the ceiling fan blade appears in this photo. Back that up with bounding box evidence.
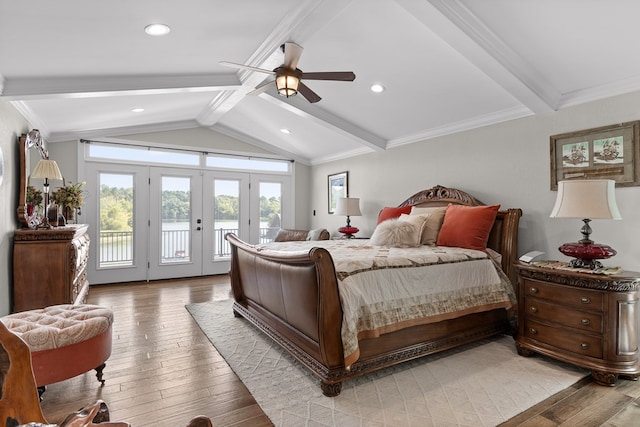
[283,42,303,70]
[302,71,356,81]
[297,82,321,103]
[247,80,275,96]
[219,61,274,75]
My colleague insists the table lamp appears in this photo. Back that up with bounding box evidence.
[334,197,362,238]
[550,179,621,269]
[31,158,63,228]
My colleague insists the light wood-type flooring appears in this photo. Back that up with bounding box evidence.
[39,276,640,426]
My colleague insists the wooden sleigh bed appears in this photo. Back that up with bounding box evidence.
[226,185,522,396]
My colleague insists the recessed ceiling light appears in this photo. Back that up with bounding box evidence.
[144,24,171,36]
[280,128,292,134]
[370,84,385,93]
[131,107,145,113]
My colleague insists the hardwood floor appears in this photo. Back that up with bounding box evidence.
[39,276,640,426]
[40,276,272,427]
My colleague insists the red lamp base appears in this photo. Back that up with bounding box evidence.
[338,226,359,239]
[558,241,617,270]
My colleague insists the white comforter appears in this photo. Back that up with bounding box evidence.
[258,239,516,366]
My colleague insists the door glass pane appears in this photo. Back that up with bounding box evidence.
[99,173,134,268]
[213,180,239,258]
[161,176,191,263]
[260,182,282,243]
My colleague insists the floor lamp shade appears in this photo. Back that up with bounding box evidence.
[550,179,621,269]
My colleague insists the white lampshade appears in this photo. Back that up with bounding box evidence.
[334,197,362,217]
[550,180,621,220]
[31,159,63,181]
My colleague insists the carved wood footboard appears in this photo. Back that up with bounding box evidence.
[226,185,522,396]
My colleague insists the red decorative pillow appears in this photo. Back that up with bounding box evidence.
[377,206,412,224]
[436,204,500,251]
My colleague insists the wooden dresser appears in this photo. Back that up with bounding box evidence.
[12,224,90,312]
[515,262,640,385]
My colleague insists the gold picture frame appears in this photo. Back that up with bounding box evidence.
[328,171,348,214]
[550,121,640,190]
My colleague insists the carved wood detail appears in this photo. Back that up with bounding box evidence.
[517,267,640,292]
[398,184,485,207]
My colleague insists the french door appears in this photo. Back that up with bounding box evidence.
[85,163,149,284]
[85,163,290,284]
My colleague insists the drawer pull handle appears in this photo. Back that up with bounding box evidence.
[581,297,591,304]
[581,319,590,326]
[529,287,538,294]
[581,343,589,350]
[529,306,538,313]
[528,328,537,335]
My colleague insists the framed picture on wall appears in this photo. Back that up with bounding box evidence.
[328,171,348,213]
[550,121,640,190]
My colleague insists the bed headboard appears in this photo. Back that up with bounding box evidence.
[397,185,522,286]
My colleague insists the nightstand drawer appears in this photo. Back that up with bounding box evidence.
[524,298,603,333]
[524,319,602,359]
[523,280,604,311]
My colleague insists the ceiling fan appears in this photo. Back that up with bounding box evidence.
[220,42,355,103]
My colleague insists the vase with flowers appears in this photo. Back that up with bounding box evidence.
[51,181,85,224]
[26,185,43,217]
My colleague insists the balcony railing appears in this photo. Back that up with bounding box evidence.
[99,226,278,267]
[99,231,133,266]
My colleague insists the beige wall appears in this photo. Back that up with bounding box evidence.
[0,100,30,315]
[311,91,640,272]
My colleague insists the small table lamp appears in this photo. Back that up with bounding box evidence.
[334,197,362,238]
[31,158,63,229]
[550,179,621,269]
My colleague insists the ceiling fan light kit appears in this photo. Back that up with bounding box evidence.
[220,42,355,104]
[275,67,302,98]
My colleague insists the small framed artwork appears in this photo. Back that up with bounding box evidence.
[328,171,348,213]
[550,121,640,190]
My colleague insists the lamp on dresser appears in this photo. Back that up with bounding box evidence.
[550,179,621,269]
[334,197,362,238]
[30,158,63,229]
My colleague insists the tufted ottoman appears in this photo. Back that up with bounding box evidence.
[0,304,113,396]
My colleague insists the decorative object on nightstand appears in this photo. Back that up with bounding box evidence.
[515,262,640,386]
[550,179,621,270]
[30,158,63,229]
[334,197,361,238]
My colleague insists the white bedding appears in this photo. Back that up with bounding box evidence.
[258,239,516,366]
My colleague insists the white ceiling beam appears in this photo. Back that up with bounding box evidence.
[260,93,387,152]
[396,0,559,113]
[1,74,240,99]
[197,0,356,126]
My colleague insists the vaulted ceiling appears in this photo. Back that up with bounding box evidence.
[2,1,640,165]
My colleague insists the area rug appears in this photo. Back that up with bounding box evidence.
[186,299,587,426]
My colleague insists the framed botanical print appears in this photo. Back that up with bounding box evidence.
[328,171,348,213]
[550,121,640,189]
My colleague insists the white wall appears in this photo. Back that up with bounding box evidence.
[310,91,640,272]
[0,100,30,316]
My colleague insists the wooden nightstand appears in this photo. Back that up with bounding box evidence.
[515,262,640,386]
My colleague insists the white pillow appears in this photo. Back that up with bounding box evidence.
[370,218,421,247]
[410,206,447,245]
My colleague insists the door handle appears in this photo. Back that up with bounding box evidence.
[195,226,202,231]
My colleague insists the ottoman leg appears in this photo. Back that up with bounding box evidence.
[95,362,106,386]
